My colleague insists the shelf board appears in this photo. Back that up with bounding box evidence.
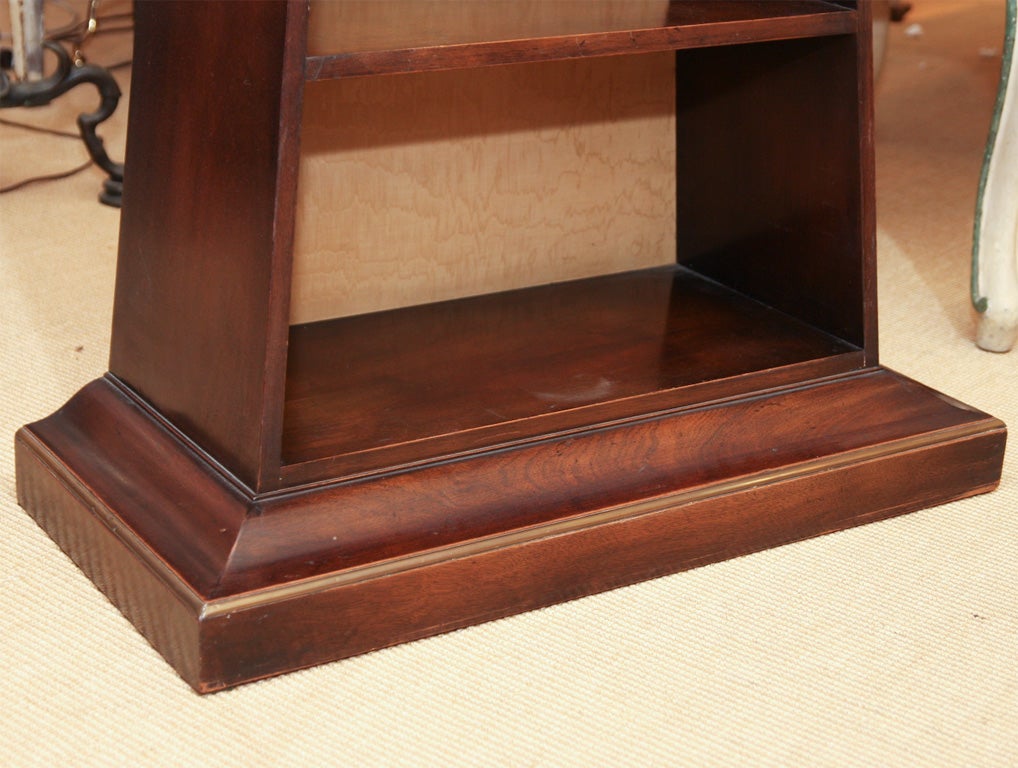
[305,0,856,80]
[282,266,861,483]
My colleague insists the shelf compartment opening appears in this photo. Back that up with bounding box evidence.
[281,265,863,483]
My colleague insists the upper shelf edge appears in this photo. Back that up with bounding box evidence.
[305,1,857,81]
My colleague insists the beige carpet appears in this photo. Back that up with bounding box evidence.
[2,2,1016,765]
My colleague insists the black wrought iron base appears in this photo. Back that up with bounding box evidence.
[1,41,123,207]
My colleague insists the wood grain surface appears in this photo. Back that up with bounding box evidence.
[15,368,1006,691]
[20,0,998,697]
[292,53,675,323]
[676,33,870,350]
[109,0,305,490]
[283,266,860,480]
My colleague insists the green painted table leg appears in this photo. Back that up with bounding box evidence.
[973,0,1018,352]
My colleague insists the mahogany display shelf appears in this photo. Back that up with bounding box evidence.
[15,0,1006,693]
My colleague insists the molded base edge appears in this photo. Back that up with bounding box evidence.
[15,368,1006,692]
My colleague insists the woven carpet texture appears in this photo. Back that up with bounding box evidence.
[1,1,1016,765]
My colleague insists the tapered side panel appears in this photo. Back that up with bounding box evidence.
[110,0,305,489]
[676,34,869,350]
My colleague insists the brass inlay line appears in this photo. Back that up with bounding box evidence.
[202,420,999,617]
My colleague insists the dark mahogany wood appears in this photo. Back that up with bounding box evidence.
[282,266,861,482]
[109,0,304,491]
[676,28,872,352]
[15,369,1006,692]
[14,0,1006,693]
[305,0,856,79]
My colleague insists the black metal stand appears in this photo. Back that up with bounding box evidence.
[1,41,123,207]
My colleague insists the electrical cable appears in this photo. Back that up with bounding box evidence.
[0,115,80,138]
[0,158,93,194]
[0,115,92,194]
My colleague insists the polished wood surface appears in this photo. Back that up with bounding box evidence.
[16,434,204,687]
[292,53,675,323]
[16,369,1006,691]
[15,0,1006,693]
[283,267,860,480]
[305,0,856,78]
[676,33,871,350]
[109,0,306,490]
[106,0,871,492]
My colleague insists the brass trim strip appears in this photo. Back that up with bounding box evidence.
[203,419,1001,617]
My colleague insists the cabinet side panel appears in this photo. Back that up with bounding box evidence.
[855,1,878,363]
[676,35,868,348]
[109,1,296,487]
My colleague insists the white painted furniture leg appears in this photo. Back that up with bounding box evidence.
[974,0,1018,352]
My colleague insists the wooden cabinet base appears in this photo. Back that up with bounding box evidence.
[15,368,1005,693]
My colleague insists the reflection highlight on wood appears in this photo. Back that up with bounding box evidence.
[291,54,675,323]
[282,266,862,480]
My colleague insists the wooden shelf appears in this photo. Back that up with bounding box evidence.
[282,266,861,482]
[305,0,856,79]
[16,0,1007,693]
